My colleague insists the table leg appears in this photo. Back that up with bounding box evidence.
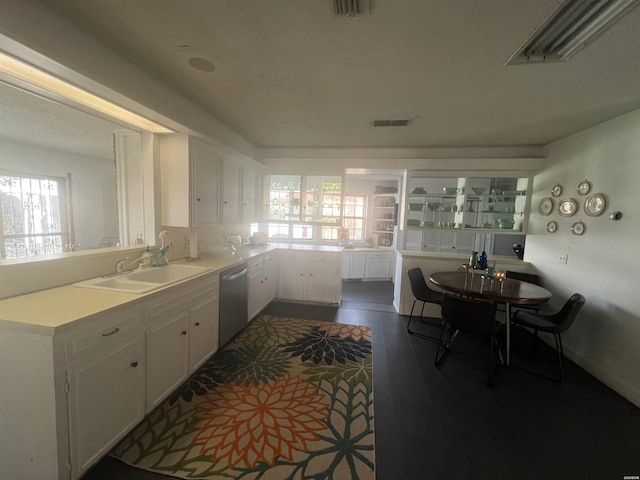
[505,302,511,366]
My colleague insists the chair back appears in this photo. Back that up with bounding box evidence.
[407,267,442,304]
[551,293,586,333]
[441,293,497,334]
[506,270,540,285]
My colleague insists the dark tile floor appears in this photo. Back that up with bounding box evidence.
[86,282,640,480]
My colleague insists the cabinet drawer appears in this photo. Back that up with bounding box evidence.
[65,308,141,364]
[147,273,219,321]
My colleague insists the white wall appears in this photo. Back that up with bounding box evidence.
[1,137,118,250]
[526,109,640,406]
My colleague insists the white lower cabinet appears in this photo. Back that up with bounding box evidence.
[365,251,394,279]
[0,272,220,480]
[342,251,366,279]
[248,253,277,320]
[67,337,145,477]
[145,274,219,410]
[278,250,341,304]
[146,311,190,410]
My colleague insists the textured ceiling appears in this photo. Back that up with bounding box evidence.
[26,0,640,149]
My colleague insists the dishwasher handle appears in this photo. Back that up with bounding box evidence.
[221,267,248,282]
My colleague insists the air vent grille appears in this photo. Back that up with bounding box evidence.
[507,0,640,64]
[373,119,412,127]
[331,0,369,16]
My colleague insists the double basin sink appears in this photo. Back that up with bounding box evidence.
[74,264,211,294]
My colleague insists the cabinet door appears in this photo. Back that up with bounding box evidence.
[242,167,258,223]
[350,252,366,278]
[306,258,338,303]
[189,296,219,371]
[365,253,391,279]
[68,338,145,477]
[248,267,264,320]
[221,158,242,225]
[262,254,277,307]
[278,256,305,300]
[146,311,190,410]
[192,141,220,226]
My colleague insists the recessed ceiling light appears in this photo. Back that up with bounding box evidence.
[176,47,220,73]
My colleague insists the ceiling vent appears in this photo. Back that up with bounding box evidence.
[507,0,640,64]
[372,119,412,127]
[331,0,370,17]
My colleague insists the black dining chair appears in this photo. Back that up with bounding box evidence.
[406,267,443,341]
[511,293,585,382]
[435,293,502,385]
[495,271,543,317]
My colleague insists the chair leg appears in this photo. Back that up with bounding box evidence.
[555,333,564,381]
[487,334,501,386]
[434,322,450,366]
[406,299,418,333]
[407,299,440,342]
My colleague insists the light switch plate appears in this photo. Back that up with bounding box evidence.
[558,253,568,264]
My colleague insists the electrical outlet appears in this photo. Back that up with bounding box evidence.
[558,253,568,264]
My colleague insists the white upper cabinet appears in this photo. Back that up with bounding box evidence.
[242,166,258,223]
[160,135,220,227]
[221,157,242,225]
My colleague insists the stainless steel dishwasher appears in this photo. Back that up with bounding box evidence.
[219,262,248,346]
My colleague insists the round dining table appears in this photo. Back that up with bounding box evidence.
[428,271,552,365]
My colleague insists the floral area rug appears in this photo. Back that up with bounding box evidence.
[111,314,375,479]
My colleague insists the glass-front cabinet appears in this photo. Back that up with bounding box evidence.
[404,174,530,253]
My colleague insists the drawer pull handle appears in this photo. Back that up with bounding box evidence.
[194,322,200,326]
[130,361,139,368]
[101,327,120,337]
[181,330,188,335]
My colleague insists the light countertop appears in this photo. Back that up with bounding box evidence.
[0,243,342,335]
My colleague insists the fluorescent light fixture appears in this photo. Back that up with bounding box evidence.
[507,0,640,64]
[0,51,173,133]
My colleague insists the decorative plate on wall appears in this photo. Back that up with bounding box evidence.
[577,180,591,195]
[584,193,606,216]
[551,183,563,197]
[558,198,578,217]
[571,221,585,236]
[546,221,558,233]
[538,197,554,216]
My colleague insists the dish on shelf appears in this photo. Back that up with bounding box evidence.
[503,190,518,195]
[482,222,493,229]
[551,183,563,197]
[471,187,486,195]
[443,187,460,195]
[497,218,515,229]
[442,205,458,212]
[426,202,442,211]
[407,219,421,226]
[584,193,606,216]
[546,221,558,233]
[411,187,427,194]
[538,197,554,216]
[408,203,424,211]
[558,198,578,217]
[571,221,585,235]
[577,180,591,195]
[422,221,434,227]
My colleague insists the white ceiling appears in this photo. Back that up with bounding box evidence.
[30,0,640,150]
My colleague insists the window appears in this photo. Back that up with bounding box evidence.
[0,172,69,259]
[262,174,343,241]
[343,195,367,241]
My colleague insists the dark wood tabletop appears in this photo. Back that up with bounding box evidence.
[429,271,552,306]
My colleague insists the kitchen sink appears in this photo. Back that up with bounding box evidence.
[74,264,212,294]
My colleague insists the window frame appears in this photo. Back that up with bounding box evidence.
[0,171,70,259]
